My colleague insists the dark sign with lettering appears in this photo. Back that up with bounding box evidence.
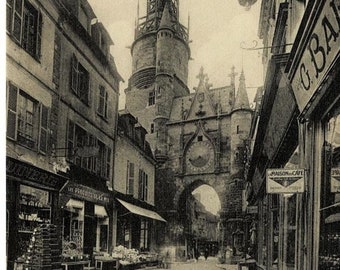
[61,181,110,204]
[6,157,67,190]
[291,0,340,112]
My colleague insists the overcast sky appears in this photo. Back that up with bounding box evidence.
[88,0,263,214]
[88,0,263,110]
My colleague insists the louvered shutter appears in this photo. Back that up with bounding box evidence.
[36,9,42,58]
[38,104,49,153]
[12,0,23,42]
[7,82,18,140]
[70,54,78,94]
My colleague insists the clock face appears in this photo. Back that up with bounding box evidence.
[186,141,213,172]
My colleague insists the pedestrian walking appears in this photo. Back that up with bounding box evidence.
[194,247,199,262]
[204,247,209,260]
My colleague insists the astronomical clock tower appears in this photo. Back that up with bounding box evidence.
[125,0,253,258]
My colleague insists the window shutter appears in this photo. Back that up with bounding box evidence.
[6,0,14,32]
[7,82,18,140]
[138,169,143,199]
[98,85,104,115]
[104,91,108,118]
[36,9,42,58]
[128,162,134,195]
[126,161,130,194]
[145,174,148,201]
[70,54,78,94]
[67,120,75,159]
[12,0,23,42]
[38,103,49,153]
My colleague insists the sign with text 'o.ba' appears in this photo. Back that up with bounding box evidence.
[266,169,305,194]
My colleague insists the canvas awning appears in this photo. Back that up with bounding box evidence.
[95,204,108,217]
[117,198,166,222]
[65,198,83,211]
[325,213,340,224]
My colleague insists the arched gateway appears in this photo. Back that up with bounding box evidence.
[124,0,253,259]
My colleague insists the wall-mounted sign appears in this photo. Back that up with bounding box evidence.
[61,181,110,204]
[266,169,305,193]
[7,157,67,190]
[331,168,340,193]
[291,1,340,112]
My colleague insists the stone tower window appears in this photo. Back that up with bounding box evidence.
[151,123,154,133]
[148,90,155,106]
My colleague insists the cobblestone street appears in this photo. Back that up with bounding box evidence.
[159,257,238,270]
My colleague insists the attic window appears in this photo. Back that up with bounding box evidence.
[197,136,203,142]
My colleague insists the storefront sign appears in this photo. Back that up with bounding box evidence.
[331,168,340,192]
[61,181,110,204]
[291,1,340,112]
[6,157,66,190]
[266,169,305,193]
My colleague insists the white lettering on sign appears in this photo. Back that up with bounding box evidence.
[266,169,305,193]
[291,0,340,112]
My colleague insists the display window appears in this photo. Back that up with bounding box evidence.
[18,185,51,256]
[319,105,340,269]
[62,199,84,255]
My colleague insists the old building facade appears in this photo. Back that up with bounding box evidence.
[244,0,340,269]
[114,111,166,251]
[124,0,253,258]
[6,0,121,268]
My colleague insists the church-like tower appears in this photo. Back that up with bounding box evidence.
[125,0,191,163]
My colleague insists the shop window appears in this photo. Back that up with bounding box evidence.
[70,54,90,105]
[138,169,148,201]
[6,0,42,59]
[140,220,149,251]
[148,90,155,106]
[7,82,49,153]
[97,85,108,119]
[18,185,51,256]
[126,161,134,195]
[319,110,340,268]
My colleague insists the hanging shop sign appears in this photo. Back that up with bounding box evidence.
[331,168,340,193]
[291,1,340,112]
[266,169,305,193]
[61,181,110,204]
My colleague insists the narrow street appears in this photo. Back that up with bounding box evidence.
[159,257,238,270]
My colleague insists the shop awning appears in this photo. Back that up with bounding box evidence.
[66,198,83,211]
[95,204,108,217]
[117,198,166,222]
[325,213,340,224]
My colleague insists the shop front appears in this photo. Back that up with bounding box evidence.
[6,156,68,270]
[59,181,112,264]
[286,1,340,269]
[245,49,299,269]
[113,195,166,269]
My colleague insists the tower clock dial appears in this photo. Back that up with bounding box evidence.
[186,141,213,172]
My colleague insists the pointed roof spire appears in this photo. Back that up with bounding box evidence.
[159,1,173,31]
[233,69,250,110]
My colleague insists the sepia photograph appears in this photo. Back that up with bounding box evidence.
[5,0,340,269]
